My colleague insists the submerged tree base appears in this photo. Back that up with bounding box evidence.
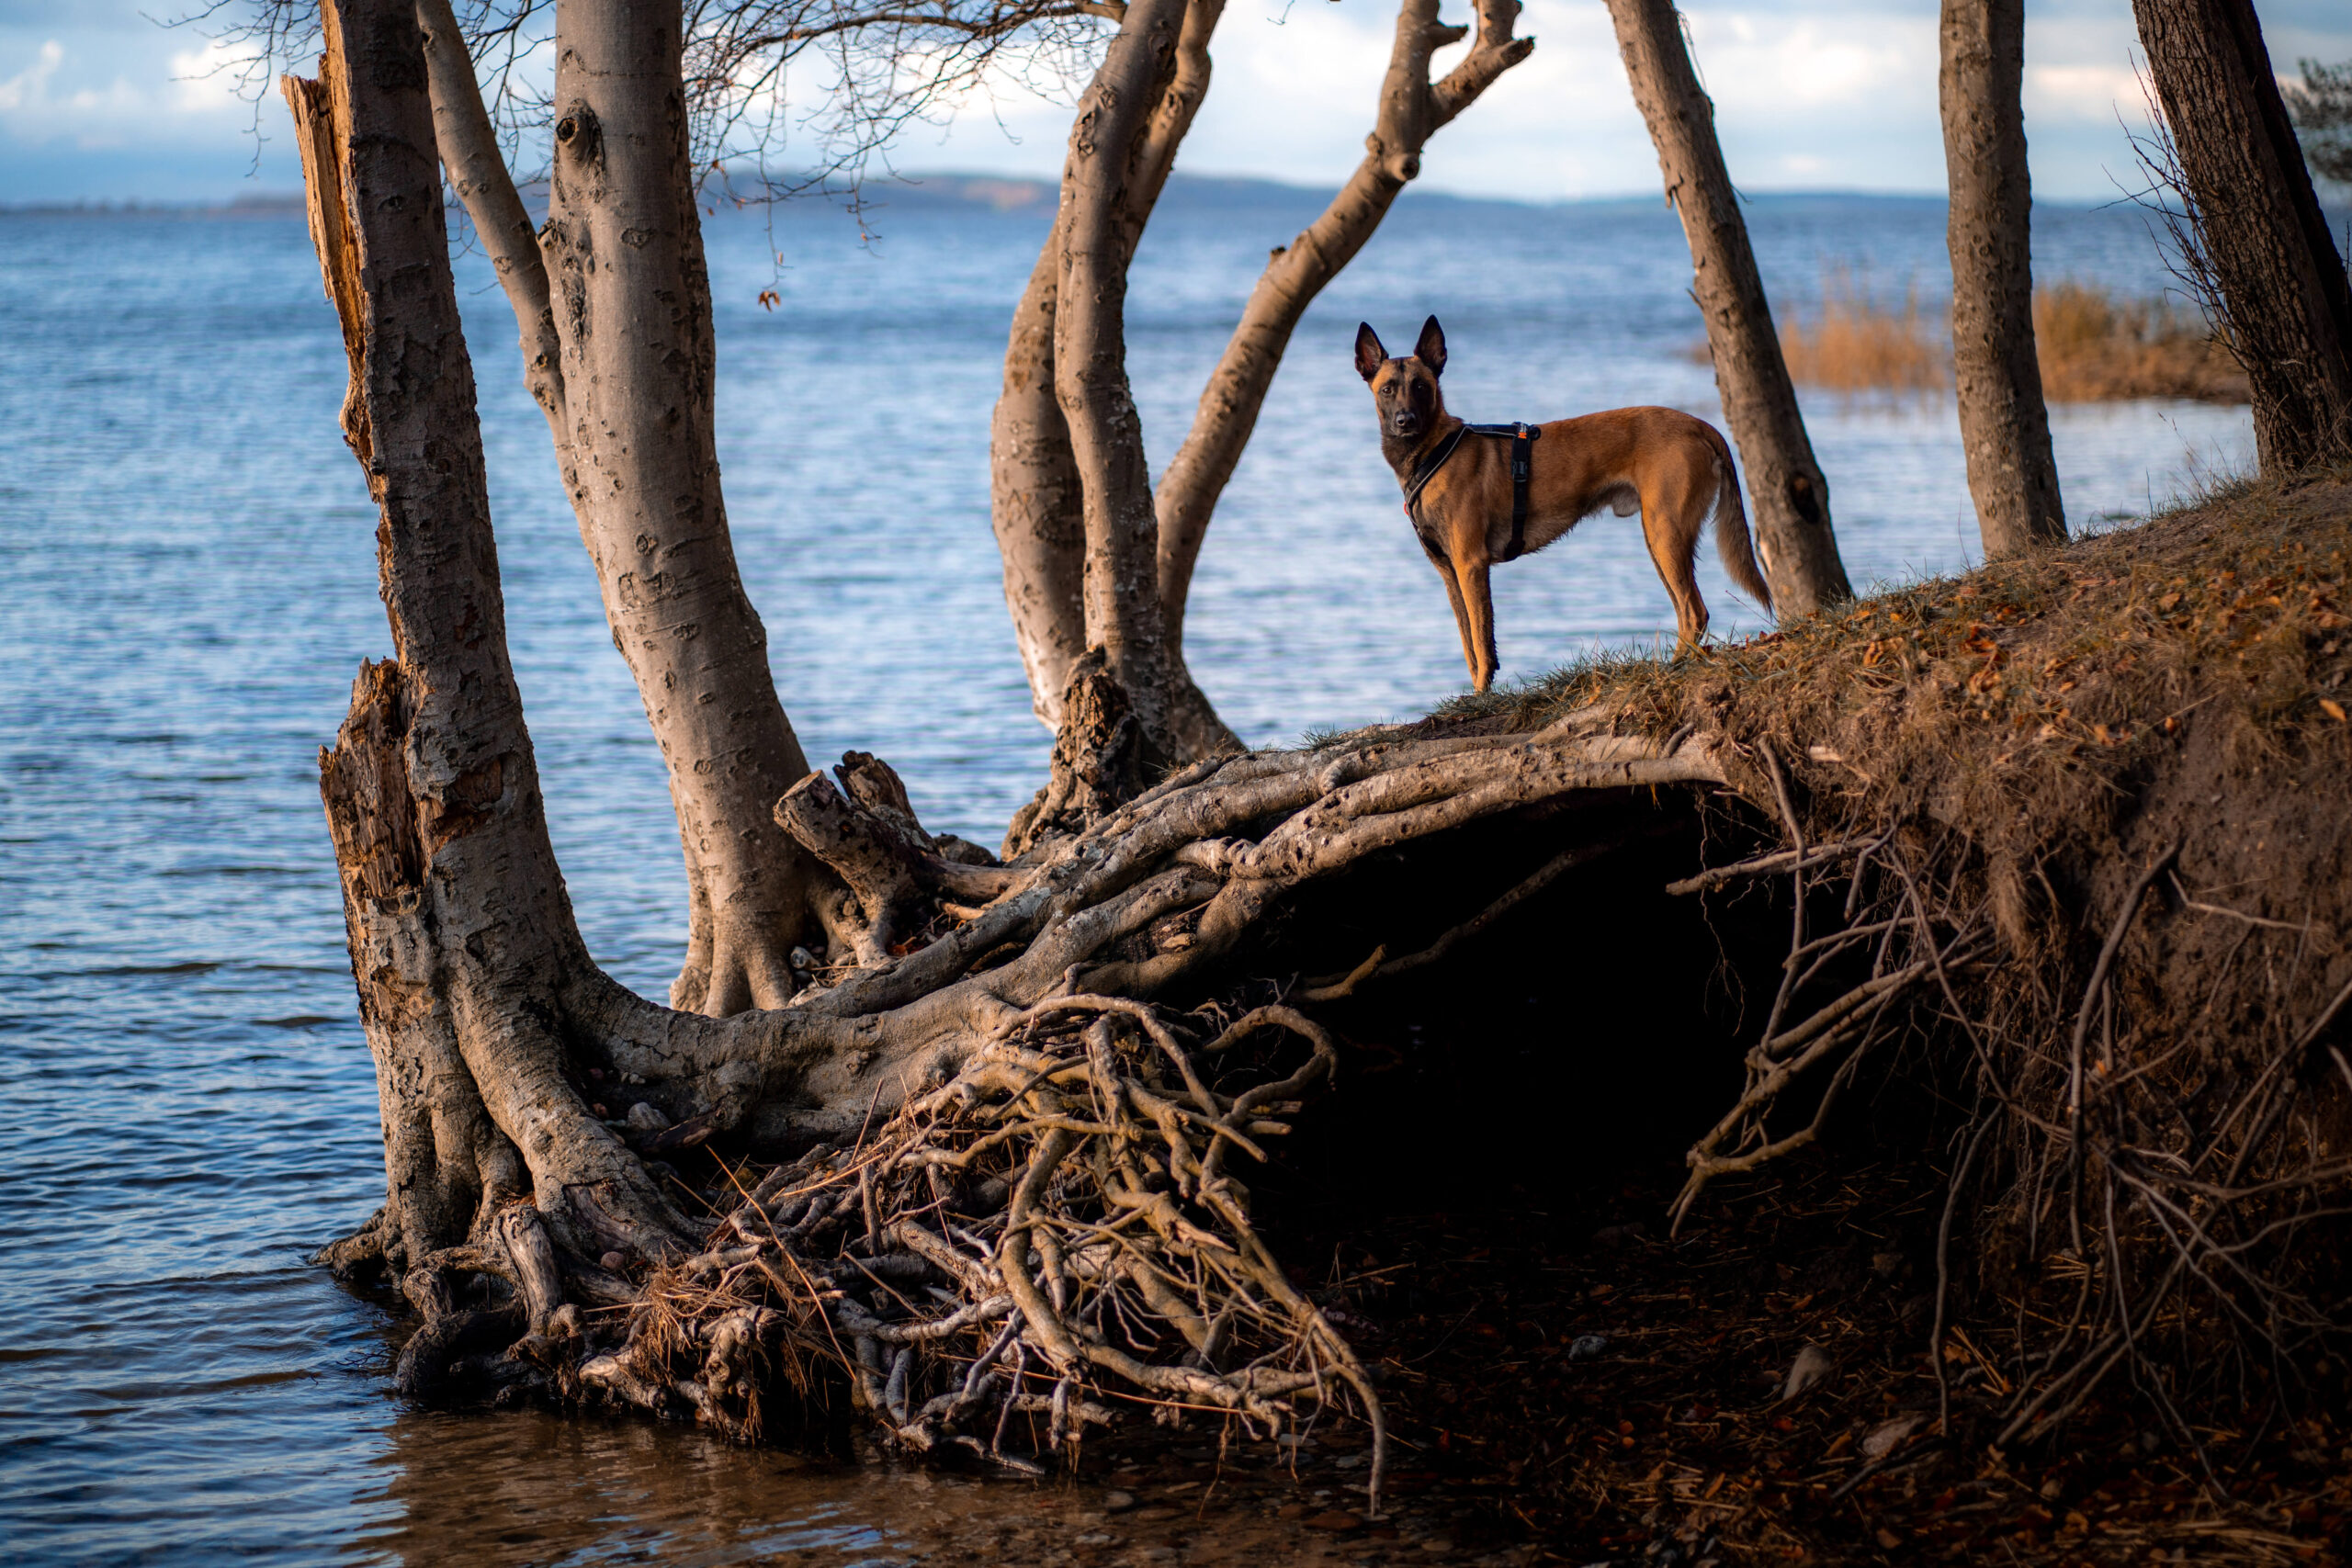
[322,470,2352,1555]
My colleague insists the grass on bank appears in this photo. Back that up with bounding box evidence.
[1759,273,2250,403]
[1434,468,2347,783]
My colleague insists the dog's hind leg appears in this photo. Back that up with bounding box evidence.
[1453,556,1502,692]
[1640,471,1711,656]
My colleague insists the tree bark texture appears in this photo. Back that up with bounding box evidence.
[1603,0,1851,616]
[991,0,1223,740]
[1939,0,2065,558]
[1152,0,1532,641]
[1051,0,1193,762]
[284,0,699,1278]
[2132,0,2352,473]
[541,0,820,1017]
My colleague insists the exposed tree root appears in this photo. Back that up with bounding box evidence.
[567,999,1386,1493]
[322,656,1724,1510]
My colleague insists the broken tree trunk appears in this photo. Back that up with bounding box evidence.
[286,0,706,1284]
[1153,0,1532,733]
[1939,0,2066,558]
[1603,0,1852,617]
[2132,0,2352,473]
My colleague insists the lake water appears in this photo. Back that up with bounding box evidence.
[0,178,2256,1562]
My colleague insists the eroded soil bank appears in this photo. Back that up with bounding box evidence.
[378,470,2352,1565]
[1268,467,2352,1565]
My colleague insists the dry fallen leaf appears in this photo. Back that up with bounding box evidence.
[1863,1416,1922,1460]
[1781,1343,1835,1402]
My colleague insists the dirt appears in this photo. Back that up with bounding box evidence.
[1254,470,2352,1563]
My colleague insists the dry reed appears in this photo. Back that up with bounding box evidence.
[2031,279,2248,402]
[1736,271,2251,403]
[1775,270,1945,394]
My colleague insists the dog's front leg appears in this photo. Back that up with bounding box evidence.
[1426,551,1480,685]
[1453,555,1501,693]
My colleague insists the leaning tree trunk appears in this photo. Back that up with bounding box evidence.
[414,0,565,440]
[1603,0,1851,616]
[1940,0,2065,558]
[2132,0,2352,473]
[991,0,1225,742]
[1153,0,1532,682]
[1051,0,1193,765]
[420,0,828,1018]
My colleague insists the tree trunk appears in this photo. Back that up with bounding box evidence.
[990,224,1090,730]
[1153,0,1532,649]
[1051,0,1193,763]
[991,0,1223,740]
[1603,0,1851,616]
[1939,0,2065,558]
[284,0,703,1283]
[539,0,822,1016]
[2132,0,2352,473]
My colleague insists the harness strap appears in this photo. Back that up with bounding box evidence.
[1400,424,1469,526]
[1398,421,1543,557]
[1499,423,1539,561]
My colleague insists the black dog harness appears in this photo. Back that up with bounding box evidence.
[1400,422,1544,561]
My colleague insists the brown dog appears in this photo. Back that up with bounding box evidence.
[1356,316,1772,691]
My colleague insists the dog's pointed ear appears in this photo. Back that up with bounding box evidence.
[1415,315,1447,378]
[1354,321,1387,384]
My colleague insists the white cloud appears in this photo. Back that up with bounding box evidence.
[0,31,253,152]
[168,36,250,118]
[0,36,61,112]
[2026,62,2146,123]
[1,0,2346,203]
[1688,12,1931,110]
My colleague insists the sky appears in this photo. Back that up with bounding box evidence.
[0,0,2346,207]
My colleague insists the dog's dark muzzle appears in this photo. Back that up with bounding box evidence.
[1389,414,1424,437]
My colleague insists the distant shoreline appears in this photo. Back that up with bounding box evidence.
[0,174,2163,220]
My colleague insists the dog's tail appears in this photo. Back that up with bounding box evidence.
[1702,423,1774,614]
